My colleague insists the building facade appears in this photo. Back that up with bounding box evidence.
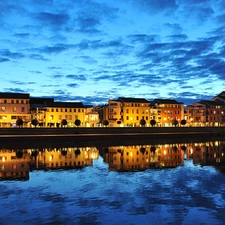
[152,99,184,127]
[0,93,30,127]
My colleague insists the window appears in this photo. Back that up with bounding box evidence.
[59,115,62,120]
[78,109,80,112]
[16,100,19,103]
[13,107,16,112]
[74,109,76,112]
[126,116,129,120]
[61,108,63,112]
[65,109,67,112]
[21,100,24,104]
[56,108,58,112]
[69,115,72,120]
[137,116,139,120]
[21,107,25,112]
[69,109,72,112]
[51,108,54,112]
[1,107,5,112]
[126,109,129,113]
[11,116,17,119]
[11,100,14,103]
[136,109,139,114]
[4,100,7,103]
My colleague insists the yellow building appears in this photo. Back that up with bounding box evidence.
[0,92,30,127]
[30,97,99,127]
[106,97,151,127]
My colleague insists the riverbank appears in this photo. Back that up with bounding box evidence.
[0,127,224,149]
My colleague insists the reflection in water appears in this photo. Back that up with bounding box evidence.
[0,147,99,180]
[1,141,225,180]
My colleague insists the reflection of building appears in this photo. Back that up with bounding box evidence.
[0,150,30,180]
[191,141,225,171]
[32,147,99,170]
[160,144,184,167]
[101,144,184,171]
[0,92,30,127]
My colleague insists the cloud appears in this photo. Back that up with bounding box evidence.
[0,58,10,63]
[66,83,79,88]
[39,44,75,54]
[35,12,70,27]
[65,74,87,81]
[0,49,25,59]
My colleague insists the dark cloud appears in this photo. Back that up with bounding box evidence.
[66,83,79,88]
[0,49,25,59]
[40,44,75,54]
[13,33,30,38]
[0,58,10,63]
[65,74,87,81]
[129,0,178,13]
[13,81,36,85]
[75,16,100,33]
[35,12,70,27]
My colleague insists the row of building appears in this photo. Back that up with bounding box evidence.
[0,91,225,127]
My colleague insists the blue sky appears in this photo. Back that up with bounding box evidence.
[1,0,225,105]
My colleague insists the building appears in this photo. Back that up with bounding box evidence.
[187,100,224,126]
[0,92,30,127]
[152,99,184,127]
[106,97,151,127]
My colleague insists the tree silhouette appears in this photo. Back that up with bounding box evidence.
[172,119,178,127]
[117,120,121,125]
[61,119,67,127]
[16,118,23,127]
[102,120,109,127]
[31,119,39,127]
[181,119,186,126]
[74,119,81,127]
[150,119,156,127]
[140,119,146,127]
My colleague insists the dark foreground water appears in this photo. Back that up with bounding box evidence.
[1,140,225,225]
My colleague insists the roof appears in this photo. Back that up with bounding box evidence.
[30,97,54,104]
[45,101,84,108]
[117,97,150,103]
[153,99,183,104]
[199,100,223,106]
[0,92,30,99]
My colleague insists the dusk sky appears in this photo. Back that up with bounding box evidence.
[1,0,225,105]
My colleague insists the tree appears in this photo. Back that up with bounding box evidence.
[140,119,146,127]
[16,118,23,127]
[31,119,39,127]
[117,120,121,125]
[172,119,178,127]
[102,120,109,127]
[74,119,81,127]
[181,119,186,126]
[61,119,67,127]
[150,119,156,127]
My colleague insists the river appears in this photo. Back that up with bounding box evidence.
[0,139,225,225]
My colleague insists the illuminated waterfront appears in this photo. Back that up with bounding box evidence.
[0,140,225,225]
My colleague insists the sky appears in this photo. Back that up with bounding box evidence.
[1,0,225,106]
